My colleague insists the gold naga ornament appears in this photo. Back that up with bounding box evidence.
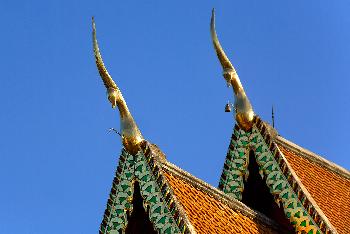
[210,9,255,131]
[92,17,143,155]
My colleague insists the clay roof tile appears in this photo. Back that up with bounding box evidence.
[161,162,287,234]
[276,137,350,234]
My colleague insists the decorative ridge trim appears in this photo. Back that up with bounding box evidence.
[275,136,350,180]
[275,144,338,234]
[140,141,197,234]
[100,149,135,233]
[160,160,284,232]
[99,143,195,234]
[254,117,337,234]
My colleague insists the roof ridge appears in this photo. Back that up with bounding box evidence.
[237,117,337,233]
[276,136,350,180]
[160,160,285,232]
[255,120,338,233]
[142,141,197,233]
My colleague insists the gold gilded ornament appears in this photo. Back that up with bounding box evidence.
[92,17,143,154]
[210,9,255,131]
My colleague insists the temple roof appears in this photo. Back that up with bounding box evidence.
[276,137,350,234]
[99,122,349,234]
[216,117,350,234]
[99,139,293,233]
[160,160,285,233]
[94,12,349,233]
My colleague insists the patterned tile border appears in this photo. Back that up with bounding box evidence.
[218,117,336,234]
[99,142,195,234]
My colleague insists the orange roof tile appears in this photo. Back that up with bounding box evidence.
[279,145,350,234]
[163,170,280,234]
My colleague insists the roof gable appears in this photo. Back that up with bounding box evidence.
[100,139,288,234]
[124,181,157,233]
[218,117,335,234]
[99,143,194,234]
[241,150,294,232]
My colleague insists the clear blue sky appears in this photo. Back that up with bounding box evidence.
[1,1,349,233]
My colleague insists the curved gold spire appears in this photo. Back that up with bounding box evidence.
[92,17,143,154]
[210,9,255,131]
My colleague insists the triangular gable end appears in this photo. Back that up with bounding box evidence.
[100,142,194,234]
[124,181,157,233]
[218,117,336,234]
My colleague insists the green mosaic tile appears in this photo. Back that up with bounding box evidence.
[100,149,182,234]
[218,125,324,233]
[294,211,301,218]
[286,212,291,218]
[256,145,263,153]
[282,192,289,199]
[158,216,166,224]
[300,220,307,227]
[145,184,152,193]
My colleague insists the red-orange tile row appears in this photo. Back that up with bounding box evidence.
[163,172,278,234]
[279,146,350,234]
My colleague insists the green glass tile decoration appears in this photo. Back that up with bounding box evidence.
[134,151,182,233]
[219,127,250,200]
[218,123,324,234]
[100,149,184,234]
[301,220,307,227]
[102,150,135,233]
[250,126,322,233]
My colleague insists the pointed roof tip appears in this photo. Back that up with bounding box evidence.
[210,10,255,131]
[92,17,96,32]
[91,18,117,90]
[210,8,216,41]
[210,8,216,36]
[209,9,234,73]
[272,105,275,128]
[91,19,144,154]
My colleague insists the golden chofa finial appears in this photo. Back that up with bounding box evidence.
[92,17,143,154]
[210,9,255,131]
